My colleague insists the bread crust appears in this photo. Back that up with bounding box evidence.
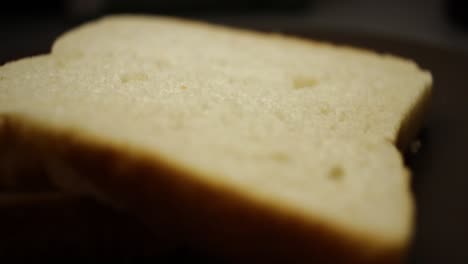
[396,78,432,152]
[1,114,405,263]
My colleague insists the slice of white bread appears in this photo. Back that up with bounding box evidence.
[0,15,432,263]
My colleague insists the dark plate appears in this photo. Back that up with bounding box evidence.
[1,19,468,263]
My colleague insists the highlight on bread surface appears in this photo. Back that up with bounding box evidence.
[0,15,432,262]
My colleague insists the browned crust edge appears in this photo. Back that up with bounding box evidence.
[396,81,433,152]
[0,114,405,263]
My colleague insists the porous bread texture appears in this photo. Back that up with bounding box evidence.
[52,15,430,145]
[0,15,432,263]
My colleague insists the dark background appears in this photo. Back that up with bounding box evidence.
[1,0,468,65]
[1,0,468,263]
